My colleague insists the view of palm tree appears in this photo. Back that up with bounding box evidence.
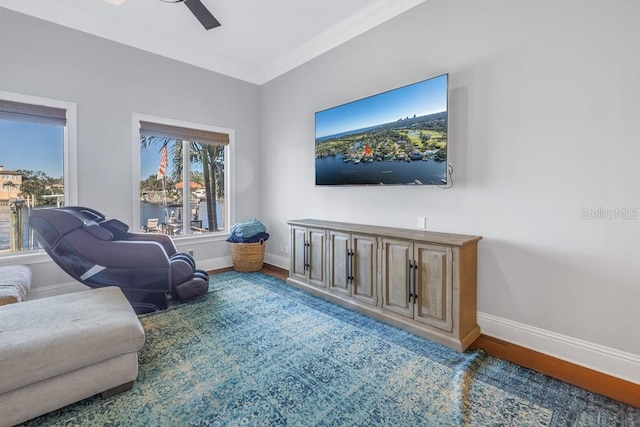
[140,136,225,234]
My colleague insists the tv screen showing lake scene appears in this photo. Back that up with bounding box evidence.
[315,74,448,186]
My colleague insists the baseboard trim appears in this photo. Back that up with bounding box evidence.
[477,312,640,407]
[197,256,232,273]
[264,252,288,270]
[472,334,640,408]
[477,312,640,385]
[29,281,88,299]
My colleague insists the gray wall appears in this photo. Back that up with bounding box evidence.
[259,0,640,376]
[0,8,262,287]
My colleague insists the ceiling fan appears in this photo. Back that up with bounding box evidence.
[103,0,220,30]
[159,0,221,30]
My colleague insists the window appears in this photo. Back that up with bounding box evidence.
[0,92,77,254]
[135,116,233,238]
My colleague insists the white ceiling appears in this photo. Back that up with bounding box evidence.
[0,0,427,85]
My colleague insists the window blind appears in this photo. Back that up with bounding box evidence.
[139,121,229,145]
[0,99,67,126]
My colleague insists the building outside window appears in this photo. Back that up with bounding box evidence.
[0,94,75,254]
[1,169,24,200]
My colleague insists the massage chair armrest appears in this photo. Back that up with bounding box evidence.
[169,253,197,284]
[64,231,172,269]
[125,232,178,257]
[99,219,130,240]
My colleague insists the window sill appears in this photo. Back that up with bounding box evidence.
[171,232,230,244]
[0,250,52,266]
[0,233,229,265]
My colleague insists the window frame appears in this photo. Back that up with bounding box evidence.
[0,90,78,261]
[131,113,235,242]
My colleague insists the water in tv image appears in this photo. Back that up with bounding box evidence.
[315,74,448,186]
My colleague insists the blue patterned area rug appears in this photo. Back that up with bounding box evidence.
[26,272,639,426]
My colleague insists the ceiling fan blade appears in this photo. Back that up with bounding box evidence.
[183,0,221,30]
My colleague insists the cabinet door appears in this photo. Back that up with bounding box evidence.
[307,228,327,288]
[414,244,452,331]
[290,226,308,281]
[351,234,377,306]
[381,238,413,318]
[328,231,351,296]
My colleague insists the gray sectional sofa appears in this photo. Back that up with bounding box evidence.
[0,286,145,426]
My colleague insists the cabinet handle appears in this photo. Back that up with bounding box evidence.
[346,249,349,284]
[408,260,418,304]
[349,249,354,284]
[412,260,418,304]
[304,240,309,271]
[408,260,411,302]
[346,249,351,284]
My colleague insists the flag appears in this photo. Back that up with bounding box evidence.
[157,145,167,180]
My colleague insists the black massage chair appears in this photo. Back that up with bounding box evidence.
[29,206,209,314]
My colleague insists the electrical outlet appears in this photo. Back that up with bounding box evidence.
[284,245,289,254]
[417,216,427,229]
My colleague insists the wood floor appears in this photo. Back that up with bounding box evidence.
[471,335,640,408]
[211,264,288,281]
[211,264,640,408]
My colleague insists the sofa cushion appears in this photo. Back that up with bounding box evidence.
[0,286,145,395]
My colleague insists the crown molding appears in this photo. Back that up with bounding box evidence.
[257,0,428,84]
[0,0,428,85]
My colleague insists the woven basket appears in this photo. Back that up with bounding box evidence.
[231,239,265,272]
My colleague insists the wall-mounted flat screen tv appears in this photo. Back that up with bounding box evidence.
[315,74,448,186]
